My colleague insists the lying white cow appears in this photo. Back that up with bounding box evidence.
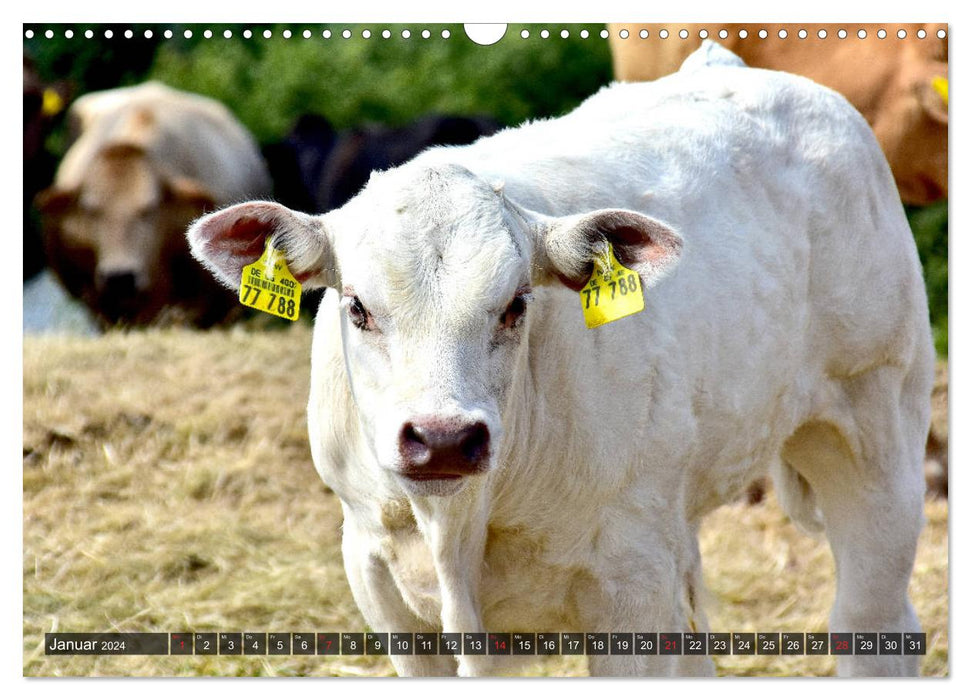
[189,43,933,676]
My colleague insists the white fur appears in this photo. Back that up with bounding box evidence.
[195,42,934,677]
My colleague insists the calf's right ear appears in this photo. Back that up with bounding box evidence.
[187,201,337,290]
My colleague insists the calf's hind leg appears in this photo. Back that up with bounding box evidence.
[781,365,930,676]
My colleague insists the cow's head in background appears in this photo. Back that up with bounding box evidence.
[874,33,948,206]
[188,163,683,497]
[37,141,218,326]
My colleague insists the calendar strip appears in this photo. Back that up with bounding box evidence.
[44,632,926,656]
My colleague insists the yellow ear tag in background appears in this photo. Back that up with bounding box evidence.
[932,76,948,106]
[239,240,302,321]
[42,88,64,116]
[579,242,645,328]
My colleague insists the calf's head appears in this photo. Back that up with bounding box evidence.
[37,143,215,325]
[188,163,682,496]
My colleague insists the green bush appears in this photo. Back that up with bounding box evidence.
[146,23,612,140]
[26,23,613,144]
[908,202,948,356]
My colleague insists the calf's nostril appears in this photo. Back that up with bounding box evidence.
[399,422,432,466]
[460,423,490,463]
[401,422,426,448]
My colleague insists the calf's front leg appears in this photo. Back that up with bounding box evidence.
[413,479,492,677]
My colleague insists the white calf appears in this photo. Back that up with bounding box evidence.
[189,42,933,676]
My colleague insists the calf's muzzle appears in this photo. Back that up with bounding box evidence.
[398,417,491,479]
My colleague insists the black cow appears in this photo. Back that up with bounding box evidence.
[24,56,70,281]
[264,113,501,215]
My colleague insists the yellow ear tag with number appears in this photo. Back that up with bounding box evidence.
[239,240,301,321]
[579,242,644,328]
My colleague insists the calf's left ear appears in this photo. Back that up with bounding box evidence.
[187,201,337,291]
[536,209,683,291]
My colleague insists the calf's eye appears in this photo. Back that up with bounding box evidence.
[347,296,373,331]
[500,293,529,330]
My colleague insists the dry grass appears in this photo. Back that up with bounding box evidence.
[22,327,948,677]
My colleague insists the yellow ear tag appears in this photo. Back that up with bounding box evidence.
[42,88,64,117]
[932,76,948,106]
[579,242,645,328]
[239,240,301,321]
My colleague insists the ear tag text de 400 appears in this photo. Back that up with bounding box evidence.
[580,242,644,328]
[239,240,302,321]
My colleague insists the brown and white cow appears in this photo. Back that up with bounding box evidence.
[608,24,948,205]
[37,82,272,327]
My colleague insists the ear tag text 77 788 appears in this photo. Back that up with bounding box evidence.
[239,240,302,321]
[579,242,644,328]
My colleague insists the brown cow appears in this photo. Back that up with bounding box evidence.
[608,24,948,205]
[37,82,272,327]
